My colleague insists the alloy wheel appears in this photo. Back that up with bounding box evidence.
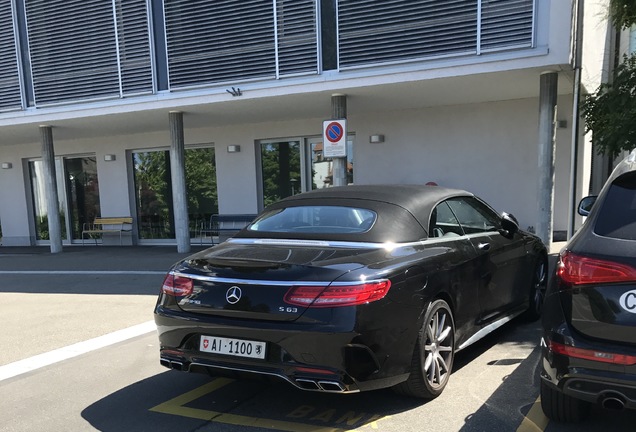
[423,306,453,389]
[532,259,547,316]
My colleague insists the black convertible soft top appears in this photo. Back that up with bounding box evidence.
[236,184,472,243]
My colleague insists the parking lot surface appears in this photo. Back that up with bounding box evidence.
[2,244,635,432]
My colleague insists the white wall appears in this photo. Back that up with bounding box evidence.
[0,95,584,245]
[581,0,612,92]
[349,97,578,234]
[0,157,31,245]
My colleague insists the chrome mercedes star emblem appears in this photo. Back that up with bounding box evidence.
[226,286,242,304]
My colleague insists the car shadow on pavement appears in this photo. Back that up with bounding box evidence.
[81,322,543,432]
[81,370,428,432]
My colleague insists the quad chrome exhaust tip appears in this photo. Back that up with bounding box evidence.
[294,378,347,393]
[160,357,358,393]
[160,357,187,372]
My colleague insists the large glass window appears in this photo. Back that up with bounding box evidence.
[307,136,354,189]
[29,156,99,242]
[132,146,217,240]
[260,140,302,207]
[65,157,100,240]
[30,159,67,241]
[259,136,354,209]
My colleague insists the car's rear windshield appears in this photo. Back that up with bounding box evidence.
[595,171,636,240]
[248,206,377,234]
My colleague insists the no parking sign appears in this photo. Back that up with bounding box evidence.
[322,119,347,158]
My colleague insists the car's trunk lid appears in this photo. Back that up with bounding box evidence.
[170,241,390,321]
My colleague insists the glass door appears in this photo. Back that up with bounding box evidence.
[305,136,354,190]
[64,157,100,241]
[259,140,302,208]
[258,137,355,210]
[29,155,100,243]
[132,146,218,242]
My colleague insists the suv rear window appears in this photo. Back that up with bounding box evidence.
[594,171,636,240]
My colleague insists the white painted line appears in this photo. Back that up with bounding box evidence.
[0,270,165,275]
[0,320,157,382]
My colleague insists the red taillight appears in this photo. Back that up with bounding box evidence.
[549,341,636,366]
[284,280,391,308]
[161,273,193,296]
[557,251,636,286]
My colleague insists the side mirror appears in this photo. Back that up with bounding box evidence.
[578,196,597,217]
[500,212,519,237]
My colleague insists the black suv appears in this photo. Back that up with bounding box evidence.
[540,150,636,422]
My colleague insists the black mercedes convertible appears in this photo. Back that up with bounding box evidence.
[154,184,547,398]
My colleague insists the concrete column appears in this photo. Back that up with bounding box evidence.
[537,72,558,248]
[40,126,63,253]
[331,94,347,187]
[169,111,190,253]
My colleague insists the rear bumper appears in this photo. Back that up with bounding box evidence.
[541,352,636,409]
[541,299,636,409]
[154,305,413,393]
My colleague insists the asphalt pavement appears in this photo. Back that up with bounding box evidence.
[0,245,209,367]
[0,244,207,273]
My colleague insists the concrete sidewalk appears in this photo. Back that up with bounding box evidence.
[550,241,567,255]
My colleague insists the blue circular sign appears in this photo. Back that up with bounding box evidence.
[325,122,344,143]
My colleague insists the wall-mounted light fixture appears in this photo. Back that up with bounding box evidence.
[227,145,241,153]
[556,120,567,129]
[369,134,385,143]
[104,154,116,161]
[1,162,12,169]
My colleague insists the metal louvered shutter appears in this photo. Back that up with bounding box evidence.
[26,0,153,106]
[338,0,478,69]
[0,0,23,111]
[481,0,534,50]
[276,0,318,76]
[164,0,277,89]
[115,0,154,95]
[338,0,536,69]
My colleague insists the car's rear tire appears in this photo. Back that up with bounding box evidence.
[540,380,588,422]
[523,255,548,321]
[394,299,455,399]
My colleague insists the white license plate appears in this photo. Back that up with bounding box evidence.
[199,336,266,359]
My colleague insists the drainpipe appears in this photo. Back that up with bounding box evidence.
[567,0,584,239]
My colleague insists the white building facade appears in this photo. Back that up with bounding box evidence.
[0,0,614,250]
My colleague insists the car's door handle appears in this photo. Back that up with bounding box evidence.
[478,242,491,251]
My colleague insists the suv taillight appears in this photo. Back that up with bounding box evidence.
[161,273,193,296]
[284,280,391,308]
[557,251,636,286]
[549,341,636,365]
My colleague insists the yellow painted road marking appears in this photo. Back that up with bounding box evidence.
[150,378,350,431]
[516,397,549,432]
